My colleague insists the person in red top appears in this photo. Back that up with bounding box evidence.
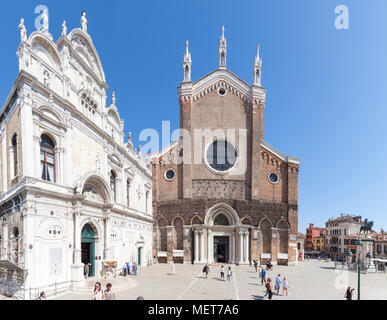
[263,277,273,299]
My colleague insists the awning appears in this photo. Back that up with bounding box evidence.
[0,260,23,272]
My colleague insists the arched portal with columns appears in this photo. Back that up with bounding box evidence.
[192,203,250,265]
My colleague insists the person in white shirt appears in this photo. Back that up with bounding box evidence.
[282,277,289,296]
[220,265,225,280]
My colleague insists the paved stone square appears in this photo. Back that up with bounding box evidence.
[39,260,386,300]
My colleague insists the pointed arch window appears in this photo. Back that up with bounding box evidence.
[11,134,18,177]
[40,134,55,182]
[110,170,116,202]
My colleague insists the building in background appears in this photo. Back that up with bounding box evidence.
[325,214,362,260]
[305,223,325,252]
[312,234,325,252]
[0,12,153,299]
[297,233,305,261]
[373,230,387,260]
[150,27,300,266]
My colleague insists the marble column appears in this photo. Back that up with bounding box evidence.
[244,231,249,264]
[104,216,112,260]
[232,231,236,264]
[32,128,41,181]
[71,208,85,286]
[207,229,212,263]
[194,230,199,263]
[239,231,244,264]
[73,211,82,264]
[200,230,205,263]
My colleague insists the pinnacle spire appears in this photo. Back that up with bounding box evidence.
[219,25,227,69]
[112,91,116,105]
[183,40,192,82]
[254,44,262,85]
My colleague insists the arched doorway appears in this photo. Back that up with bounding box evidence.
[213,213,230,263]
[81,224,96,277]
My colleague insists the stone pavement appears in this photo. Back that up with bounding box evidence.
[8,260,387,300]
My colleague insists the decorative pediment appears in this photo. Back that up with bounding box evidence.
[107,107,121,128]
[83,184,104,203]
[29,32,62,72]
[61,28,106,83]
[190,69,252,103]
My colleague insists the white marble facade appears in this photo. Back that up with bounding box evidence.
[0,13,153,299]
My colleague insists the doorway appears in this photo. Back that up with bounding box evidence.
[138,247,142,266]
[214,236,229,263]
[81,224,95,277]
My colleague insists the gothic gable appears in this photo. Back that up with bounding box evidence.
[190,69,252,103]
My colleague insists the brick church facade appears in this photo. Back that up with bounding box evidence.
[150,27,300,266]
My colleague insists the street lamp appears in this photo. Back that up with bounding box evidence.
[355,239,363,300]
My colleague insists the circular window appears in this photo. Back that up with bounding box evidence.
[206,140,237,172]
[218,87,227,96]
[268,172,279,184]
[164,169,176,181]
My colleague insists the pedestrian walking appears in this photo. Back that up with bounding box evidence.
[133,262,137,276]
[344,287,354,300]
[38,291,47,300]
[126,262,131,275]
[203,264,210,278]
[84,262,90,279]
[122,263,127,276]
[227,266,232,282]
[263,278,273,299]
[220,265,225,280]
[282,277,289,296]
[104,283,117,300]
[260,267,267,285]
[92,282,104,300]
[275,274,281,295]
[267,278,273,300]
[253,260,258,272]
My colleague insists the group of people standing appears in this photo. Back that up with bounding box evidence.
[122,262,138,276]
[255,260,289,300]
[92,282,118,300]
[202,264,233,282]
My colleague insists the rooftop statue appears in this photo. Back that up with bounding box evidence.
[42,9,49,33]
[62,20,67,36]
[19,18,27,42]
[81,11,88,33]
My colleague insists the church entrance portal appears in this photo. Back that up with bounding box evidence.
[81,224,96,277]
[214,236,229,263]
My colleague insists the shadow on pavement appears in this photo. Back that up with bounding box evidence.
[211,277,227,282]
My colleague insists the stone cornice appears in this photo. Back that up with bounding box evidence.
[178,69,266,106]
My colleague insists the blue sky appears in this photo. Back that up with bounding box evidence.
[1,0,387,233]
